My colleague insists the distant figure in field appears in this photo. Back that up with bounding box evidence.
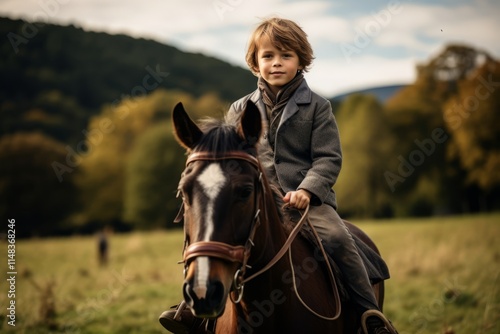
[97,228,110,266]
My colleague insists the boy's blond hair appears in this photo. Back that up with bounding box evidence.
[246,17,314,76]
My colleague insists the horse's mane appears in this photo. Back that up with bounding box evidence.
[194,117,243,154]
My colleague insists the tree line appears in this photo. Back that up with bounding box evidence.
[0,17,255,148]
[334,45,500,218]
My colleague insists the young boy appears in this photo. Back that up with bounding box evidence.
[160,17,397,334]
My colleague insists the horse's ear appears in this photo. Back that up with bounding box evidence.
[239,100,262,146]
[172,102,203,150]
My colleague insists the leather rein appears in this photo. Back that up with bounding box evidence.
[178,151,340,319]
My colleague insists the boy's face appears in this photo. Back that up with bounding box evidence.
[256,37,302,95]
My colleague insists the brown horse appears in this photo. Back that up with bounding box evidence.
[172,100,386,333]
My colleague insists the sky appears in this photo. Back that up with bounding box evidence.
[1,0,499,97]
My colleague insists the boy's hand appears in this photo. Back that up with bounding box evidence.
[283,189,311,209]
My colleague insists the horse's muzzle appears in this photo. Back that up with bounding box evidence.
[183,280,225,318]
[183,257,234,318]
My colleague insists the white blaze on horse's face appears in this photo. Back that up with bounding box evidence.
[193,162,227,300]
[196,162,228,241]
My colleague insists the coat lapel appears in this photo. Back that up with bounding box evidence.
[250,89,269,128]
[278,80,312,128]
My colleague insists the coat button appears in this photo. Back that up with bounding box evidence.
[275,158,281,164]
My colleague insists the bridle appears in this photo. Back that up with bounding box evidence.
[181,150,264,302]
[179,150,341,319]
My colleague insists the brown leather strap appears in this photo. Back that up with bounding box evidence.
[242,204,310,284]
[292,215,341,320]
[186,151,259,169]
[184,241,246,264]
[173,203,184,223]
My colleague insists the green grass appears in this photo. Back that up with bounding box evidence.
[1,214,499,333]
[361,214,500,334]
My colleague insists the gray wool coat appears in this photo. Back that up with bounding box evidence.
[228,80,342,209]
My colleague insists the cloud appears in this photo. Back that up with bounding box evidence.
[370,1,500,56]
[1,0,499,97]
[307,56,417,97]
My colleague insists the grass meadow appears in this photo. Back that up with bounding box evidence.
[1,213,499,333]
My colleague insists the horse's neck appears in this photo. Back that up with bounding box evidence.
[250,190,288,267]
[236,234,294,333]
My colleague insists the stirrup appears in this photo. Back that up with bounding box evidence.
[360,310,398,334]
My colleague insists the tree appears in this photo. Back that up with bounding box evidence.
[77,89,183,226]
[123,123,185,229]
[443,58,500,202]
[425,44,493,83]
[385,44,499,214]
[335,94,394,218]
[0,132,78,236]
[77,89,228,228]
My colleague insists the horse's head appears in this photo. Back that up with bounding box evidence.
[173,101,263,318]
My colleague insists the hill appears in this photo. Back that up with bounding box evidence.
[331,84,407,103]
[0,16,256,146]
[1,16,407,147]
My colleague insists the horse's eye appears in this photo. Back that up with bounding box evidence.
[237,185,253,200]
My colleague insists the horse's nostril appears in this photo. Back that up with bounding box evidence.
[183,282,196,307]
[183,279,227,317]
[206,281,224,307]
